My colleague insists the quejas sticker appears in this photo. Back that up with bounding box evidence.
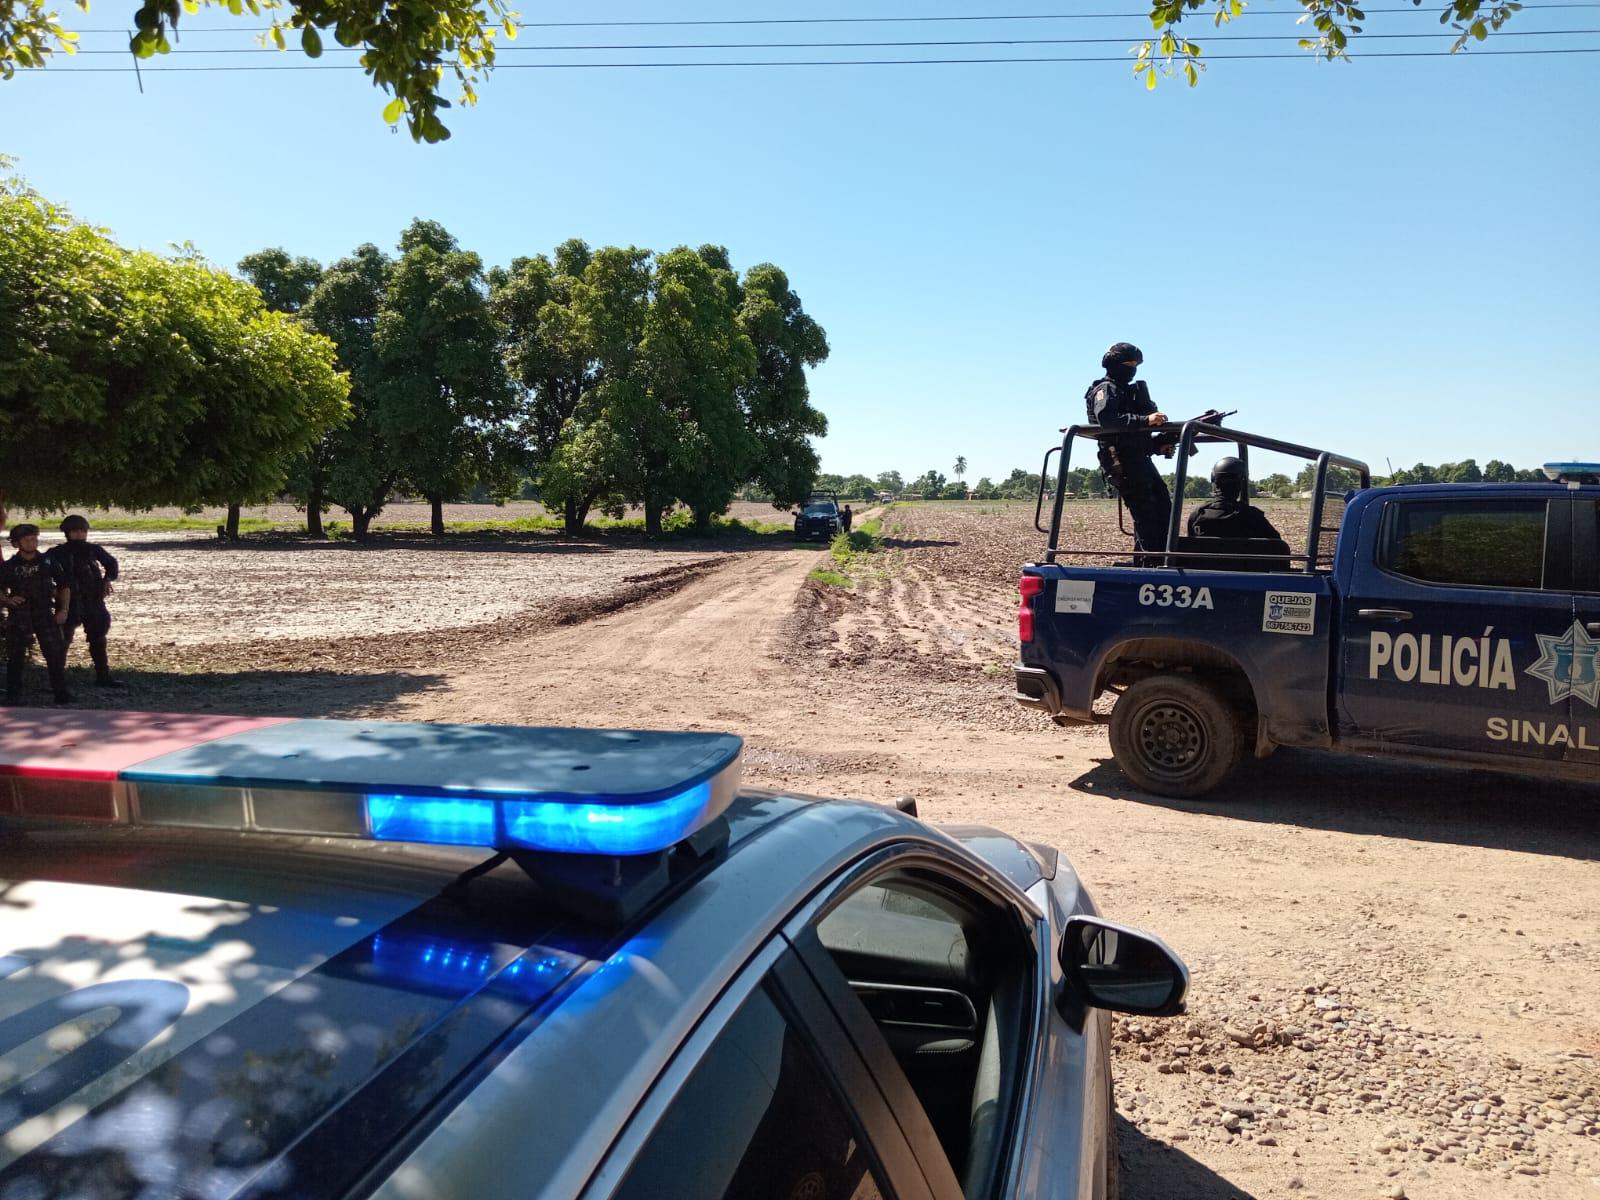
[1262,591,1316,636]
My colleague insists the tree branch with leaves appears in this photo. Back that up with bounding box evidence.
[1136,0,1523,89]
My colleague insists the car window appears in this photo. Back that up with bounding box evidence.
[1381,499,1550,590]
[804,503,837,516]
[612,981,887,1200]
[811,870,1036,1200]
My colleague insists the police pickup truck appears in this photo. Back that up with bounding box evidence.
[1015,420,1599,797]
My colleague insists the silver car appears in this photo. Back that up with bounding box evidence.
[0,710,1187,1200]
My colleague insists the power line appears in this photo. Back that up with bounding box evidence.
[35,46,1600,71]
[63,29,1600,54]
[62,3,1600,33]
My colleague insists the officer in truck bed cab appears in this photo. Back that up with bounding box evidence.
[1085,342,1172,558]
[1187,457,1284,542]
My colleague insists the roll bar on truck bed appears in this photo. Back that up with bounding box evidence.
[1034,419,1371,574]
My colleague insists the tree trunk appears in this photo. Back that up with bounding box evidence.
[691,504,713,531]
[430,496,445,537]
[306,483,325,539]
[352,508,373,542]
[645,504,663,536]
[563,495,584,536]
[225,502,242,541]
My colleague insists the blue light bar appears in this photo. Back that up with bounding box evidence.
[367,795,497,847]
[365,779,717,857]
[503,780,713,856]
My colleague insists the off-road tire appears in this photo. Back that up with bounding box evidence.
[1108,675,1246,798]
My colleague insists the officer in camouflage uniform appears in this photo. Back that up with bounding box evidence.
[46,514,123,688]
[1187,457,1284,541]
[0,523,73,705]
[1085,342,1172,558]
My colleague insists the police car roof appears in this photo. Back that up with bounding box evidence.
[0,711,1051,1198]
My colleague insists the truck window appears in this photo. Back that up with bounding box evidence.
[1381,499,1549,590]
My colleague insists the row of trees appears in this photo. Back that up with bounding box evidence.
[0,168,831,542]
[801,458,1551,504]
[240,230,829,538]
[0,171,350,517]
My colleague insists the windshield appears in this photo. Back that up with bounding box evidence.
[803,504,836,516]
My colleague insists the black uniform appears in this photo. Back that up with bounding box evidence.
[1085,376,1172,556]
[1187,498,1284,542]
[47,540,119,679]
[0,551,70,702]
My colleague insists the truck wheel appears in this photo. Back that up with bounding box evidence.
[1108,676,1245,798]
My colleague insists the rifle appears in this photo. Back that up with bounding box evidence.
[1152,408,1237,454]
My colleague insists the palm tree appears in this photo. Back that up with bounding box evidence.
[953,455,967,483]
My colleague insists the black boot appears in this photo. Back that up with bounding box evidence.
[95,671,125,688]
[53,689,75,705]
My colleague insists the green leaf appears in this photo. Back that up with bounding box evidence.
[1184,60,1198,85]
[301,25,322,56]
[382,96,405,124]
[502,19,516,38]
[1470,19,1487,37]
[1145,66,1158,89]
[270,24,285,49]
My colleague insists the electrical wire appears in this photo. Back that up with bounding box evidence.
[35,46,1600,71]
[63,3,1600,34]
[62,28,1600,53]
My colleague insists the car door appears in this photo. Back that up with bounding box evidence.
[1338,493,1577,762]
[779,850,1100,1200]
[593,940,938,1200]
[1571,495,1600,765]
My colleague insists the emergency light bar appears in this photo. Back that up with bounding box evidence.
[0,710,742,860]
[1542,462,1600,485]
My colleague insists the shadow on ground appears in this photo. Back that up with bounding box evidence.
[116,528,817,556]
[1072,748,1599,861]
[878,537,959,550]
[25,665,448,720]
[1117,1116,1258,1199]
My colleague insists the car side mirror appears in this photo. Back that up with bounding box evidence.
[1060,916,1188,1018]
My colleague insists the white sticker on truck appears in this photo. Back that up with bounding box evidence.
[1054,580,1095,614]
[1262,591,1317,636]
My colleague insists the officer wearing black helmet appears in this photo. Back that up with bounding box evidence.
[1187,457,1284,541]
[1085,342,1172,557]
[0,523,73,705]
[46,514,123,688]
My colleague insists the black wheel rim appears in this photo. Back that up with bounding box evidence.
[1133,701,1209,782]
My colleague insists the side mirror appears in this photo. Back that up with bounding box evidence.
[1060,916,1188,1018]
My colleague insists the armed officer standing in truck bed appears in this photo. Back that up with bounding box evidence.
[1085,342,1171,558]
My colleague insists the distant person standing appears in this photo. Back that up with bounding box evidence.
[1084,342,1172,558]
[0,523,73,705]
[840,504,853,533]
[47,515,123,688]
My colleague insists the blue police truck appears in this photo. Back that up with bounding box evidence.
[1015,419,1599,797]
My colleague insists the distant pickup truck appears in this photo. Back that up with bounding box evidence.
[1015,421,1599,797]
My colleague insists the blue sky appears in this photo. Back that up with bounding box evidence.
[3,1,1596,486]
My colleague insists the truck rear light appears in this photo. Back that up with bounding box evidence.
[1018,575,1044,643]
